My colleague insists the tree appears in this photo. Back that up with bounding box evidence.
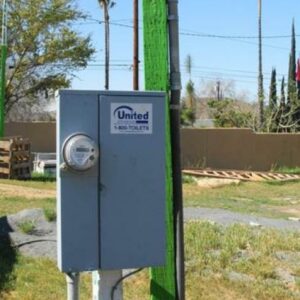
[98,0,115,90]
[265,68,278,132]
[199,79,249,101]
[208,99,254,128]
[181,54,196,126]
[181,80,196,126]
[258,0,264,130]
[280,76,286,108]
[270,76,300,133]
[5,0,94,114]
[269,68,277,111]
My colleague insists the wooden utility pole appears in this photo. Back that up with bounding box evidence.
[133,0,139,90]
[216,81,221,101]
[0,0,7,137]
[258,0,264,129]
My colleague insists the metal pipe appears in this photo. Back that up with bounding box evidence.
[167,0,185,299]
[133,0,139,90]
[66,272,80,300]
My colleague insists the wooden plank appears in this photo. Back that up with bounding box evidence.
[12,162,31,170]
[183,169,300,182]
[0,167,10,174]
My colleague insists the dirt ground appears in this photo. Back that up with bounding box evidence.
[0,183,55,199]
[196,178,241,188]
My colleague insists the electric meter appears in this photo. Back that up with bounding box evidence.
[63,134,99,171]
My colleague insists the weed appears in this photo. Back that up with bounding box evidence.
[272,166,300,175]
[184,180,300,219]
[31,172,56,182]
[182,175,196,184]
[1,221,300,299]
[43,208,56,222]
[18,220,36,234]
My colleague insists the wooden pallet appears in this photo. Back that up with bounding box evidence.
[0,136,31,179]
[182,168,300,182]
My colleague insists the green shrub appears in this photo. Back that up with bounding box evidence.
[43,208,56,222]
[18,221,36,234]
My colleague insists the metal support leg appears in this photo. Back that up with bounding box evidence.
[66,273,80,300]
[92,270,123,300]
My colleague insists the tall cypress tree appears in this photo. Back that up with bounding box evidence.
[277,76,289,132]
[287,20,296,104]
[280,76,286,108]
[269,68,277,111]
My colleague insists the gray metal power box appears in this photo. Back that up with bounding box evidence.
[57,90,166,272]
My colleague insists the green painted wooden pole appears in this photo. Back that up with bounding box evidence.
[143,1,176,299]
[0,44,7,137]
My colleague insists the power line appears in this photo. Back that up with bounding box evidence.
[92,60,286,77]
[179,30,300,40]
[80,62,287,82]
[179,31,289,51]
[181,64,287,77]
[77,19,291,51]
[79,19,298,40]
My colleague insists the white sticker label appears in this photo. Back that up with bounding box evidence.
[111,103,153,134]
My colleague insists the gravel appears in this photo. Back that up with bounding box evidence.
[1,207,300,261]
[0,208,56,260]
[184,207,300,230]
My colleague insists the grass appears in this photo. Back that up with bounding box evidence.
[1,222,300,299]
[184,180,300,219]
[184,221,300,300]
[4,175,300,220]
[0,196,55,217]
[17,221,36,234]
[0,178,56,190]
[272,166,300,175]
[1,177,300,298]
[43,208,56,222]
[31,172,56,182]
[182,175,197,184]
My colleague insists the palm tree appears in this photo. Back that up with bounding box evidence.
[98,0,115,90]
[258,0,264,129]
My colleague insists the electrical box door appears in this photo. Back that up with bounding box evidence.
[57,90,166,272]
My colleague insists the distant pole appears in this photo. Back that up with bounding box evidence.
[0,0,7,137]
[133,0,139,90]
[258,0,264,130]
[216,81,221,101]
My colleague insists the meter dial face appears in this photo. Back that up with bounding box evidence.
[63,134,99,171]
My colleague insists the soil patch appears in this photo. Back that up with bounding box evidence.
[0,183,55,199]
[196,178,241,188]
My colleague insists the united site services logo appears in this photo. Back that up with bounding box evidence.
[113,105,149,124]
[111,103,153,134]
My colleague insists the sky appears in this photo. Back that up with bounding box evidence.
[71,0,300,102]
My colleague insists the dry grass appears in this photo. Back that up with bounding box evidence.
[0,196,55,217]
[1,222,300,299]
[0,183,55,199]
[184,180,300,219]
[0,179,56,190]
[0,179,55,217]
[1,179,300,299]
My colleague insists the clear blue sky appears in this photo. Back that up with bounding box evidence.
[71,0,300,101]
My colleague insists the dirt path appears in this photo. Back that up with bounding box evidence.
[0,183,55,199]
[185,207,300,230]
